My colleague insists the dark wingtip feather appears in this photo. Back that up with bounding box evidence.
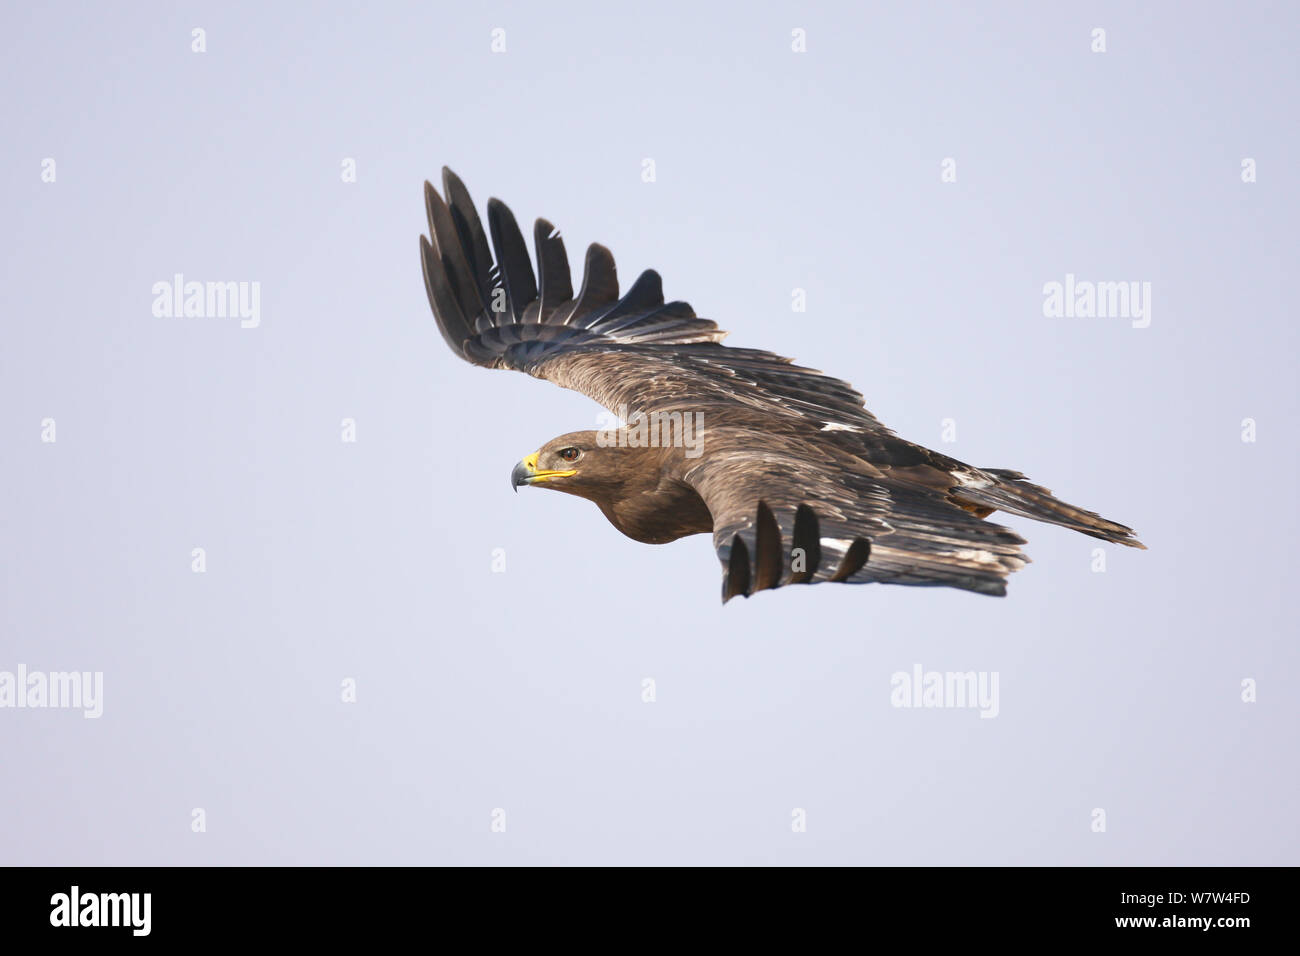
[568,243,620,326]
[622,269,664,310]
[533,218,574,321]
[441,168,494,306]
[754,501,783,592]
[723,535,752,602]
[829,538,871,582]
[486,197,538,322]
[420,234,473,354]
[579,268,664,332]
[790,504,821,584]
[426,181,485,321]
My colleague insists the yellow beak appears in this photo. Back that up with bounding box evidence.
[510,451,577,491]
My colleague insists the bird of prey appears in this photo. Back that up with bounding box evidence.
[420,169,1144,601]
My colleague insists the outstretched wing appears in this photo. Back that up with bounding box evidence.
[421,168,886,433]
[680,429,1031,600]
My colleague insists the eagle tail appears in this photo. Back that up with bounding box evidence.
[955,469,1146,549]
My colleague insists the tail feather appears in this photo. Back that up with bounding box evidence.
[955,471,1145,549]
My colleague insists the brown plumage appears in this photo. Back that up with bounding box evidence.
[422,169,1144,601]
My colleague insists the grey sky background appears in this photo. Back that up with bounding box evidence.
[2,1,1296,865]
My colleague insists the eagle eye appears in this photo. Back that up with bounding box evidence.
[558,447,581,463]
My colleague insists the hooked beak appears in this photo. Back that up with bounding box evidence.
[510,451,576,492]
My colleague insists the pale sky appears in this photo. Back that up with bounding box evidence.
[1,0,1296,865]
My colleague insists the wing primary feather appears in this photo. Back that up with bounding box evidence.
[829,538,871,582]
[419,235,474,353]
[441,168,495,307]
[566,244,620,326]
[533,218,574,322]
[754,501,784,591]
[581,268,663,330]
[425,181,486,321]
[486,198,538,322]
[790,504,821,584]
[724,535,751,601]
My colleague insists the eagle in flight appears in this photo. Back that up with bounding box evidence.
[421,169,1143,601]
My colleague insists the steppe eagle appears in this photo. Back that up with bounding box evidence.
[420,169,1143,601]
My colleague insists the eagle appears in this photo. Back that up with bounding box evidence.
[420,169,1144,601]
